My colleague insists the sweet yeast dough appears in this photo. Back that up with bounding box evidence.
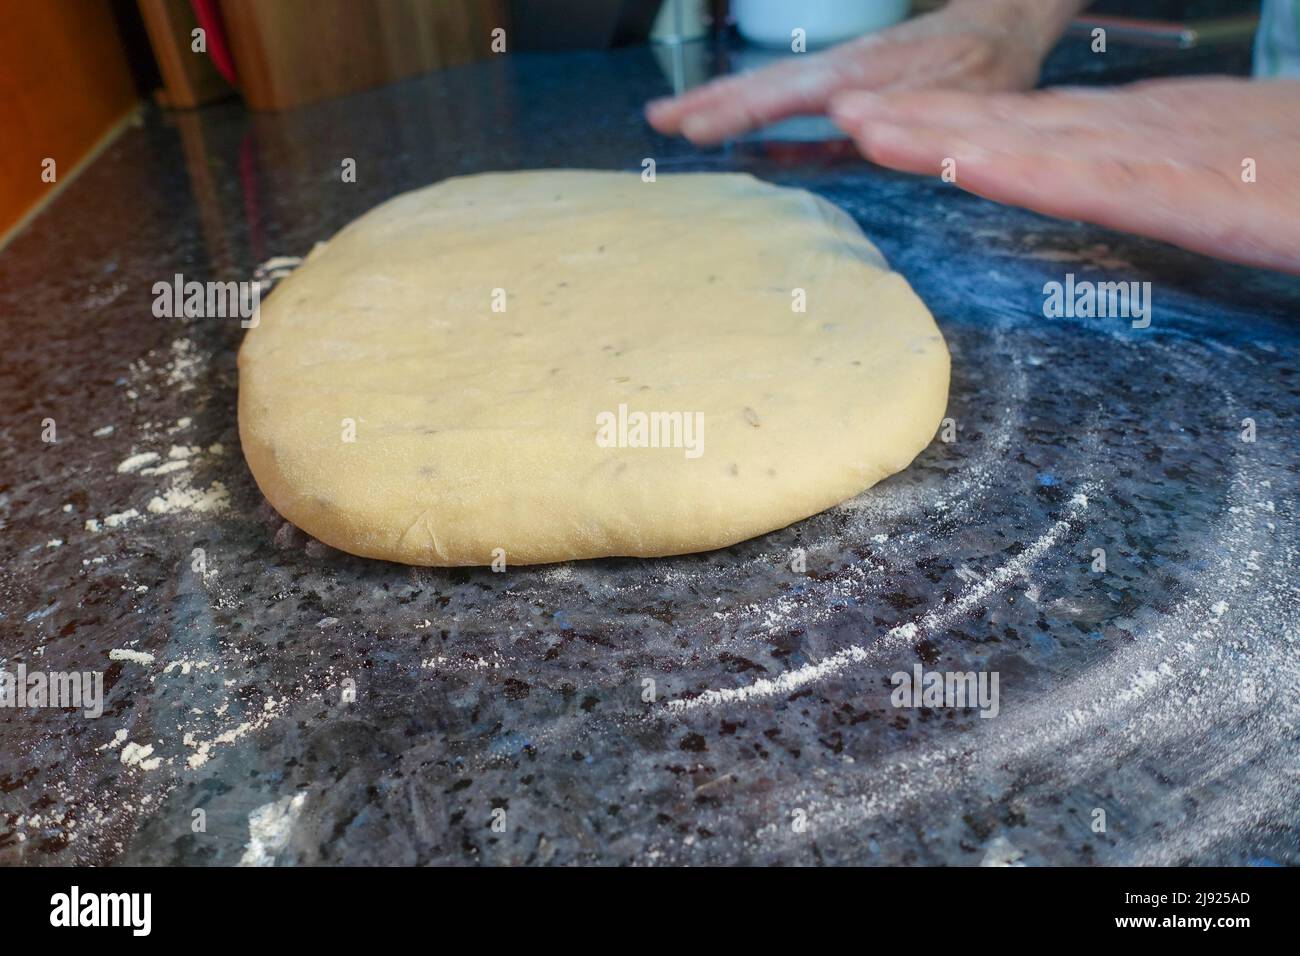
[238,171,949,566]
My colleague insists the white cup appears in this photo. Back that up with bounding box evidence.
[733,0,911,48]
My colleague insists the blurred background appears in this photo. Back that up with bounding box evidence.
[0,0,1263,245]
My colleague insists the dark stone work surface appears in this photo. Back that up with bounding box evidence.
[0,30,1295,865]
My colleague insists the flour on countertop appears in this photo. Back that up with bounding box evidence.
[117,452,159,473]
[109,649,155,665]
[239,792,307,866]
[146,481,229,516]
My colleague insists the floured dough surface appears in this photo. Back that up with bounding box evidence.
[238,170,949,566]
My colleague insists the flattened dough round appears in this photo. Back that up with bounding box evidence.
[238,170,949,566]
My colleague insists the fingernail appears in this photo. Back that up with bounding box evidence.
[680,115,714,142]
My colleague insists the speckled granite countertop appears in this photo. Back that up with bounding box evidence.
[1,27,1297,866]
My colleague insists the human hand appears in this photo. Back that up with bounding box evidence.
[645,0,1085,145]
[829,77,1300,274]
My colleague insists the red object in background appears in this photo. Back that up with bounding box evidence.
[191,0,238,86]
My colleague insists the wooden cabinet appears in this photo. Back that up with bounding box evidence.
[0,0,139,242]
[220,0,508,111]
